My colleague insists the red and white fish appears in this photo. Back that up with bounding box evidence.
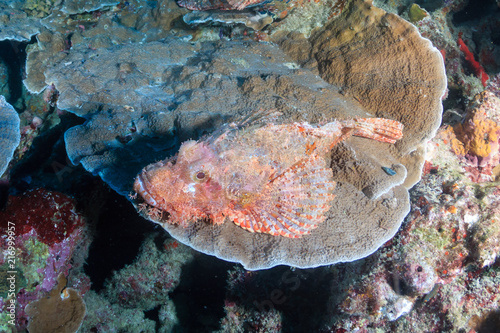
[134,112,403,238]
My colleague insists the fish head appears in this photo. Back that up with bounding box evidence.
[134,140,227,224]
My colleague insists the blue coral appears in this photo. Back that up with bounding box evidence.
[0,95,20,177]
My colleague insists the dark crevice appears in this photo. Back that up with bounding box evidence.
[170,256,230,333]
[415,0,442,13]
[477,309,500,333]
[144,305,161,331]
[9,112,85,195]
[0,37,34,108]
[83,190,158,291]
[452,0,498,25]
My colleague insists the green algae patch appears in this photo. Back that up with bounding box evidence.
[19,237,50,292]
[409,4,428,23]
[413,226,450,252]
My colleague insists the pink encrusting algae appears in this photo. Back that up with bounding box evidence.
[134,113,403,238]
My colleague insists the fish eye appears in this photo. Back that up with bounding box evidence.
[192,170,208,182]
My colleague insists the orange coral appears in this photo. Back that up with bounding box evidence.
[445,91,500,158]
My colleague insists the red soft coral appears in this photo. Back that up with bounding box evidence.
[458,36,489,87]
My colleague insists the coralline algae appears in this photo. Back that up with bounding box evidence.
[0,189,89,332]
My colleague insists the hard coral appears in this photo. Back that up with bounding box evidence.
[58,37,411,269]
[103,235,193,310]
[443,91,500,181]
[177,0,265,11]
[25,273,86,333]
[0,96,20,177]
[0,1,42,41]
[308,0,446,188]
[49,0,444,270]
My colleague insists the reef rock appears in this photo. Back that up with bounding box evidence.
[0,1,42,41]
[61,0,120,14]
[177,0,266,11]
[443,90,500,182]
[36,0,445,269]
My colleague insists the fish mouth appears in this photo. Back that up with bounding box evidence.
[133,171,158,207]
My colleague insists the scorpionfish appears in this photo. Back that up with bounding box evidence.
[134,112,403,238]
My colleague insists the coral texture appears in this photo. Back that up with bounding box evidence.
[23,0,445,270]
[274,0,447,191]
[103,236,193,310]
[79,234,193,332]
[25,273,86,333]
[443,90,500,182]
[307,0,447,187]
[0,1,42,41]
[177,0,265,11]
[0,188,90,331]
[0,0,497,330]
[53,37,412,269]
[0,95,20,176]
[0,188,84,244]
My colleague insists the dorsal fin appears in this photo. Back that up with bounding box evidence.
[206,109,283,145]
[228,154,335,238]
[234,109,283,130]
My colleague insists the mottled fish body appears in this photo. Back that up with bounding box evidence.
[134,115,403,238]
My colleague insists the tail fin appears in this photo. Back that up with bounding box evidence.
[347,118,404,144]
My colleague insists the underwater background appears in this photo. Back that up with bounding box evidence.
[1,0,500,331]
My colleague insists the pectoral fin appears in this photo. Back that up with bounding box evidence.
[229,154,335,238]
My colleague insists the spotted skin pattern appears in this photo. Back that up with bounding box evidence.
[134,115,403,238]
